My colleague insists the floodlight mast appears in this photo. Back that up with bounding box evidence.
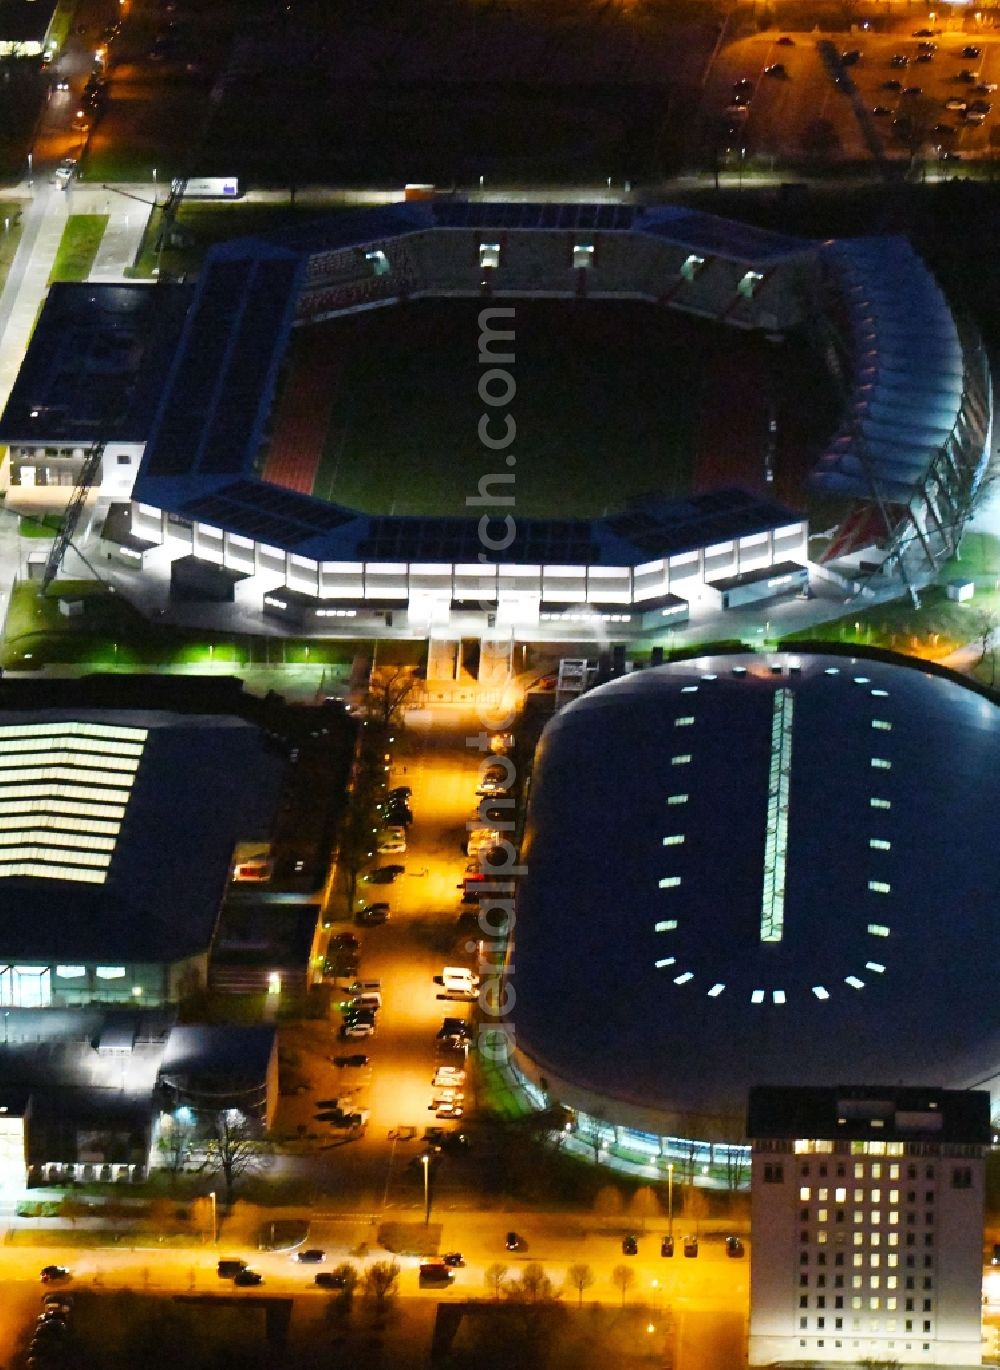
[39,439,106,594]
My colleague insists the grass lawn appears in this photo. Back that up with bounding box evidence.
[782,582,1000,660]
[0,203,24,296]
[128,202,331,279]
[307,299,703,519]
[48,215,109,283]
[0,580,425,672]
[17,513,59,538]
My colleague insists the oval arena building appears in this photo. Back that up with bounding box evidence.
[510,652,1000,1163]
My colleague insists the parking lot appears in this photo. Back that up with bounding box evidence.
[706,26,1000,167]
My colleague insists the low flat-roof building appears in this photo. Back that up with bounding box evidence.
[748,1085,990,1368]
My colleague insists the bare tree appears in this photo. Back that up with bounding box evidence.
[362,1260,400,1311]
[565,1262,595,1308]
[611,1263,636,1306]
[329,1262,358,1298]
[630,1184,660,1231]
[157,1113,196,1182]
[683,1183,710,1236]
[201,1109,273,1207]
[484,1262,508,1300]
[367,665,420,731]
[592,1184,624,1219]
[507,1261,557,1303]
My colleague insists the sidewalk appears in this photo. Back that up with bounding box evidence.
[0,182,68,419]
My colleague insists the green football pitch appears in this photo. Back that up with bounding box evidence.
[306,299,717,521]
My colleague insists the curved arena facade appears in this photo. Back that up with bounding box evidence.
[510,651,1000,1164]
[0,200,979,639]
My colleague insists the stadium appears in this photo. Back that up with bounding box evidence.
[0,200,989,641]
[508,649,1000,1167]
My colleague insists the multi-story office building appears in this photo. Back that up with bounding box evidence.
[748,1085,990,1367]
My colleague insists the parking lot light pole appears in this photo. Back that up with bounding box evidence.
[421,1154,431,1225]
[667,1162,674,1241]
[209,1190,217,1244]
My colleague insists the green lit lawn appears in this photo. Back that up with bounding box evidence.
[17,513,59,538]
[0,579,425,672]
[48,215,109,283]
[782,582,1000,660]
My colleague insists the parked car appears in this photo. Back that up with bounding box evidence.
[39,1268,70,1284]
[974,82,998,94]
[340,1021,375,1038]
[622,1235,639,1256]
[330,932,359,949]
[902,85,922,96]
[356,905,390,926]
[233,1269,264,1286]
[962,44,982,59]
[889,54,909,67]
[365,865,404,884]
[295,1249,325,1263]
[726,1235,745,1258]
[333,1053,369,1068]
[505,1231,522,1251]
[776,34,794,44]
[840,49,861,65]
[217,1259,247,1278]
[315,1270,350,1289]
[763,62,786,77]
[661,1236,674,1257]
[882,79,902,91]
[683,1236,699,1258]
[442,1252,466,1267]
[872,105,892,116]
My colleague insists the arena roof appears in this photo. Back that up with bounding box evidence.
[0,706,286,965]
[514,652,1000,1128]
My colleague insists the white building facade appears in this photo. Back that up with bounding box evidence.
[748,1086,989,1368]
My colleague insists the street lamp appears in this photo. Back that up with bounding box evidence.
[208,1190,217,1244]
[667,1162,674,1242]
[420,1153,431,1226]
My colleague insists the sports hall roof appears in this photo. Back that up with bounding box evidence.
[514,652,1000,1123]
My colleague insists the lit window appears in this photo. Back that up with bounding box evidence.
[853,1234,864,1247]
[845,976,865,989]
[812,986,830,1000]
[889,1211,899,1225]
[95,966,126,979]
[868,923,891,936]
[572,242,595,269]
[818,1209,829,1223]
[654,958,675,969]
[658,877,681,889]
[654,920,678,932]
[663,835,685,846]
[835,1188,846,1202]
[680,685,699,694]
[751,990,765,1004]
[800,1187,812,1201]
[707,983,725,997]
[854,1210,863,1224]
[869,1298,880,1311]
[865,961,885,974]
[868,881,890,894]
[871,758,891,770]
[870,1276,880,1290]
[673,972,693,985]
[872,720,892,731]
[824,668,840,675]
[671,755,692,766]
[870,838,891,850]
[871,688,889,697]
[772,990,786,1004]
[364,249,390,276]
[854,677,871,685]
[817,1231,828,1244]
[819,1189,829,1201]
[871,798,891,810]
[479,241,501,269]
[667,794,688,805]
[852,1296,862,1309]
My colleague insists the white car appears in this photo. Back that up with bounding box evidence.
[341,1021,375,1038]
[377,829,406,854]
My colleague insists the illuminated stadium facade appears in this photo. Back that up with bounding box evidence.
[510,650,1000,1165]
[0,202,989,638]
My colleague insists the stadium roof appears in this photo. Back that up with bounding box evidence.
[159,1024,276,1084]
[0,284,193,445]
[514,651,1000,1126]
[812,238,968,504]
[0,700,286,965]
